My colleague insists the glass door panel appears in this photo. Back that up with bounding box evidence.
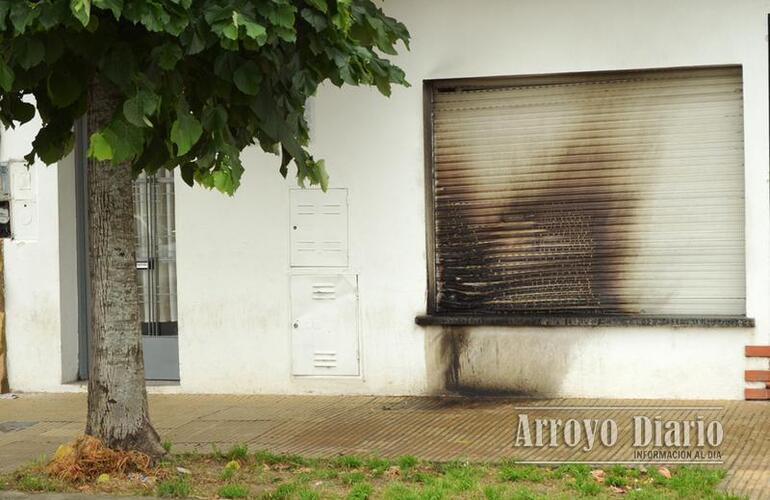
[133,170,179,380]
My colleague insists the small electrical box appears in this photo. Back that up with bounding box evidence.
[8,162,37,241]
[0,163,11,238]
[290,188,349,267]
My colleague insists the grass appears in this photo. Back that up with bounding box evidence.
[348,482,373,499]
[16,473,59,492]
[334,455,365,469]
[0,450,743,499]
[397,455,418,470]
[218,483,250,498]
[227,443,250,461]
[499,462,545,483]
[156,476,191,497]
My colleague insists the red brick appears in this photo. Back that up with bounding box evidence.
[745,370,770,382]
[745,388,770,400]
[745,346,770,357]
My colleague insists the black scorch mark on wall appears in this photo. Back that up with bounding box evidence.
[433,97,649,315]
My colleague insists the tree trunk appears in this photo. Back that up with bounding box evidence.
[0,243,8,394]
[85,80,164,458]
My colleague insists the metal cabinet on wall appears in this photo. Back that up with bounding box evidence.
[290,274,359,376]
[289,189,359,377]
[290,188,349,267]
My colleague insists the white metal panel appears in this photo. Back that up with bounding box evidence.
[10,163,37,241]
[291,274,359,376]
[10,162,34,200]
[290,188,348,267]
[431,66,745,316]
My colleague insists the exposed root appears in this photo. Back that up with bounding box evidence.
[45,435,156,483]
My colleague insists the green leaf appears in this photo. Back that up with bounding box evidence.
[151,43,183,70]
[240,17,266,44]
[9,2,36,34]
[47,69,82,108]
[210,151,243,195]
[331,0,352,32]
[132,135,170,173]
[88,132,112,161]
[264,4,295,29]
[0,1,9,27]
[123,90,160,127]
[300,9,327,32]
[305,0,327,13]
[180,162,195,187]
[170,112,202,156]
[316,159,329,191]
[222,12,241,40]
[33,122,75,164]
[101,44,135,91]
[212,169,231,193]
[1,94,36,125]
[15,38,45,70]
[201,104,227,131]
[299,158,329,191]
[102,117,144,162]
[233,61,261,95]
[70,0,91,27]
[93,0,122,19]
[39,6,66,32]
[0,59,14,92]
[124,0,171,32]
[7,98,35,123]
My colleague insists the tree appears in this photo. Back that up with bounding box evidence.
[0,0,408,457]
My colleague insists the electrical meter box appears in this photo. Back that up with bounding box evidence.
[290,188,349,267]
[0,163,10,238]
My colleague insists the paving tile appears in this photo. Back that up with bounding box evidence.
[0,394,767,498]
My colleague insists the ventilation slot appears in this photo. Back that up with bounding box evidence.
[312,283,337,300]
[313,351,338,368]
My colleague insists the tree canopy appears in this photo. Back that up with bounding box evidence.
[0,0,409,193]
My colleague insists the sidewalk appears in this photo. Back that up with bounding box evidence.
[0,394,768,498]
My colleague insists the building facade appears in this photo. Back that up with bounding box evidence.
[4,0,770,399]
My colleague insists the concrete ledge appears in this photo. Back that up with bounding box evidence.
[416,314,755,328]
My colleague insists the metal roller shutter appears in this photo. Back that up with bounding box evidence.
[428,66,745,316]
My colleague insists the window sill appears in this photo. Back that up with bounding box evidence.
[415,314,755,328]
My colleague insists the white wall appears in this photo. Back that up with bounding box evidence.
[2,114,79,391]
[170,0,770,399]
[7,0,770,398]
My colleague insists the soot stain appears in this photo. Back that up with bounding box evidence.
[439,326,468,392]
[437,326,543,397]
[429,83,661,396]
[434,88,649,315]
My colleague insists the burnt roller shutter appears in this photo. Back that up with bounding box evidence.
[429,66,745,316]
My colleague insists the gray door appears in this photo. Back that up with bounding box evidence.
[134,170,180,380]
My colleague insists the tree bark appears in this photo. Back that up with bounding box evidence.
[85,80,164,458]
[0,243,8,394]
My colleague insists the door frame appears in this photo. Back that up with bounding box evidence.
[75,120,180,382]
[75,118,90,380]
